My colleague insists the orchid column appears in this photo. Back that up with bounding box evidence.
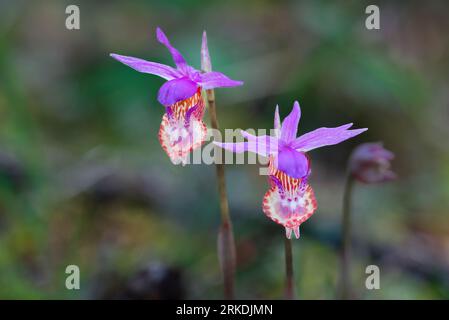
[201,32,237,299]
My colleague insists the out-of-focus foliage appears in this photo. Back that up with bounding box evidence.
[0,0,449,299]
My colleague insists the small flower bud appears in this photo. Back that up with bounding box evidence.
[349,142,396,183]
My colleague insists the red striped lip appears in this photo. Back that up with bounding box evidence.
[268,155,308,196]
[262,184,317,239]
[168,87,204,121]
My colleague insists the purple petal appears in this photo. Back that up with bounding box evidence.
[157,77,199,106]
[216,140,268,156]
[213,136,276,158]
[213,130,279,157]
[277,147,309,179]
[156,27,187,71]
[201,31,212,73]
[198,71,243,89]
[280,101,301,143]
[241,130,279,155]
[292,123,368,152]
[213,141,247,154]
[110,53,182,80]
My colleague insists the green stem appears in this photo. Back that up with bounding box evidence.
[284,237,295,299]
[206,88,236,300]
[339,174,355,299]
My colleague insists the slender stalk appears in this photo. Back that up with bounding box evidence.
[339,174,355,299]
[206,88,236,300]
[284,237,295,299]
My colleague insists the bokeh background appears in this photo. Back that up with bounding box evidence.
[1,0,449,299]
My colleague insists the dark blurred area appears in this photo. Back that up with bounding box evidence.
[0,0,449,299]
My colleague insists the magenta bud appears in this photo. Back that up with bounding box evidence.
[349,142,396,184]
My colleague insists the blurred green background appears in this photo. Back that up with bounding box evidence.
[1,0,449,299]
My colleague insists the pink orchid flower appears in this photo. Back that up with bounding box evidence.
[214,101,367,238]
[110,28,243,165]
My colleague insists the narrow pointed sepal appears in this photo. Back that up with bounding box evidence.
[201,31,212,73]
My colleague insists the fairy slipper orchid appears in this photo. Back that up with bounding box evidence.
[214,101,367,238]
[110,28,243,165]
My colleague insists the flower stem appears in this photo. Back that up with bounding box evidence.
[284,237,295,299]
[206,88,236,300]
[339,174,355,299]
